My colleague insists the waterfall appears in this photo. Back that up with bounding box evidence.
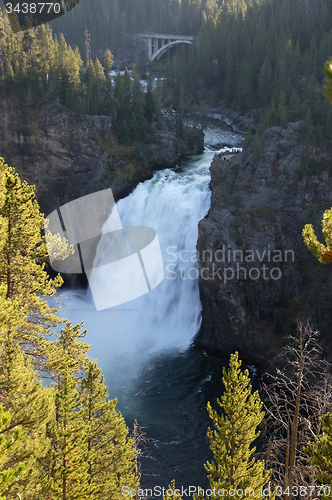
[56,153,211,389]
[113,156,212,349]
[56,123,243,393]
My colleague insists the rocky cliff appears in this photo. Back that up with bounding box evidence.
[195,121,332,367]
[0,96,203,215]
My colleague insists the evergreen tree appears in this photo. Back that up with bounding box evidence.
[0,340,54,499]
[245,127,254,148]
[47,368,94,500]
[122,67,133,120]
[45,320,91,383]
[131,72,148,140]
[304,413,332,498]
[163,480,183,500]
[0,158,72,366]
[175,112,184,140]
[41,320,92,498]
[118,119,131,145]
[129,112,140,142]
[323,58,332,102]
[303,208,332,263]
[85,59,95,114]
[194,352,274,500]
[92,56,106,114]
[103,48,114,76]
[80,360,139,499]
[0,163,139,500]
[145,78,156,123]
[277,91,287,128]
[0,405,24,500]
[102,75,115,116]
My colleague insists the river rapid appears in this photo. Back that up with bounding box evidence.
[54,119,245,496]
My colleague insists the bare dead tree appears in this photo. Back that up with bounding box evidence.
[131,419,156,500]
[84,27,91,65]
[259,320,332,499]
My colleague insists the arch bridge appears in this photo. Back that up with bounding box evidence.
[138,33,194,62]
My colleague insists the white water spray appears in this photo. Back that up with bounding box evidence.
[56,152,212,385]
[56,125,242,395]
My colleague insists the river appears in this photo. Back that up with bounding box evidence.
[54,118,245,496]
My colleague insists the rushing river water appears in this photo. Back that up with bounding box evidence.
[54,119,245,495]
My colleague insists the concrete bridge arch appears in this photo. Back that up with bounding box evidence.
[138,33,194,62]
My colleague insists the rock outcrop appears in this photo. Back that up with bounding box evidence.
[194,122,332,367]
[0,96,203,215]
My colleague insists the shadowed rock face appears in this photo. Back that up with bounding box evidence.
[195,122,332,367]
[0,96,203,215]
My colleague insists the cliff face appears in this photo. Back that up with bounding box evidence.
[0,96,203,215]
[195,122,332,367]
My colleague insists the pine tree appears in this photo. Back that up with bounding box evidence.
[45,320,91,383]
[245,126,254,147]
[163,480,183,500]
[102,75,114,116]
[103,48,114,76]
[41,320,93,498]
[303,208,332,263]
[122,67,132,120]
[145,78,156,123]
[0,339,54,499]
[118,119,131,145]
[80,360,139,500]
[277,91,287,128]
[323,59,332,102]
[304,413,332,499]
[194,352,274,500]
[0,158,72,366]
[131,72,148,140]
[47,368,94,500]
[0,405,24,500]
[93,56,106,114]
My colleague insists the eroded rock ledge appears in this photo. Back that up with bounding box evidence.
[194,122,332,367]
[0,96,203,215]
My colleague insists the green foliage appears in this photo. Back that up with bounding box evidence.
[194,352,274,500]
[51,0,205,55]
[175,113,184,140]
[103,49,114,75]
[307,156,331,175]
[231,194,244,209]
[113,70,160,144]
[80,361,139,499]
[304,413,332,498]
[245,127,253,148]
[159,0,332,140]
[145,77,156,123]
[0,341,54,499]
[0,161,141,500]
[0,14,168,147]
[163,480,183,500]
[323,59,332,103]
[0,405,24,500]
[297,136,311,176]
[47,368,94,500]
[230,164,241,175]
[303,208,332,263]
[0,157,71,365]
